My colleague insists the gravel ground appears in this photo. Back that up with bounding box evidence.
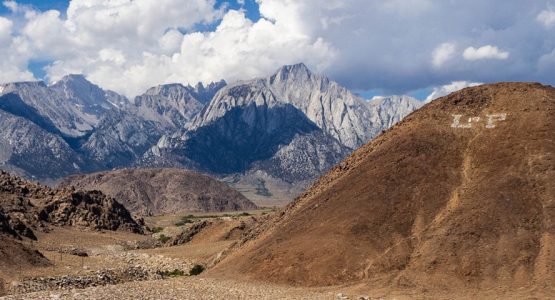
[2,277,338,300]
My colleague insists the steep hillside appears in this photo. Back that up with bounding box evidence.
[0,109,86,179]
[59,168,257,216]
[213,82,555,292]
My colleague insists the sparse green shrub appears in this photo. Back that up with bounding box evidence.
[239,212,250,216]
[158,234,170,243]
[189,264,205,275]
[161,269,184,277]
[175,218,194,226]
[151,227,163,233]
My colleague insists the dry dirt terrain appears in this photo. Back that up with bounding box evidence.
[2,212,356,299]
[212,82,555,298]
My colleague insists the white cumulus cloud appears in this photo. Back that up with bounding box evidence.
[463,45,509,61]
[537,9,555,28]
[432,43,456,67]
[2,0,555,97]
[0,0,335,97]
[425,81,482,102]
[0,15,35,83]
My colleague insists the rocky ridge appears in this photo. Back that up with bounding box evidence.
[59,168,257,216]
[0,170,144,237]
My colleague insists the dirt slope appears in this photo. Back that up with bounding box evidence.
[213,82,555,292]
[59,168,258,216]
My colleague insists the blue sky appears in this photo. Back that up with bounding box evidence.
[0,0,261,18]
[2,0,555,100]
[0,0,68,14]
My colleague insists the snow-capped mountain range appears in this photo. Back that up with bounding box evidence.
[0,63,422,199]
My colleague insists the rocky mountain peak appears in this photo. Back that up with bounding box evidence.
[269,63,317,86]
[188,80,227,104]
[132,83,205,129]
[144,83,189,97]
[55,74,88,84]
[0,81,47,95]
[50,74,99,94]
[50,74,121,108]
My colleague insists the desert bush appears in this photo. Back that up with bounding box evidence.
[161,269,184,277]
[151,226,163,233]
[158,234,170,243]
[189,264,205,275]
[174,218,193,226]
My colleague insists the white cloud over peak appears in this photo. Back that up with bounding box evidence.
[0,16,12,42]
[0,0,336,97]
[0,14,35,83]
[537,9,555,28]
[425,81,482,102]
[432,43,456,67]
[463,45,509,61]
[1,0,555,98]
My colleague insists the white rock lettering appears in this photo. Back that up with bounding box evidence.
[451,113,507,128]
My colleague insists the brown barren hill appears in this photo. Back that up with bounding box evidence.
[0,170,144,234]
[0,213,50,284]
[59,168,258,216]
[213,83,555,292]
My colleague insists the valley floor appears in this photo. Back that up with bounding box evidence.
[2,214,554,300]
[2,277,336,300]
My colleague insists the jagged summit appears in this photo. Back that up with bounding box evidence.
[270,63,313,83]
[143,64,420,201]
[143,83,193,98]
[52,74,89,84]
[195,63,405,150]
[0,81,47,93]
[189,80,227,103]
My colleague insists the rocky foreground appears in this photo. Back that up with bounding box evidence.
[2,277,338,300]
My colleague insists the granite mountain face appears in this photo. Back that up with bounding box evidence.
[0,76,227,180]
[0,75,123,137]
[0,64,421,200]
[193,63,387,150]
[144,64,422,199]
